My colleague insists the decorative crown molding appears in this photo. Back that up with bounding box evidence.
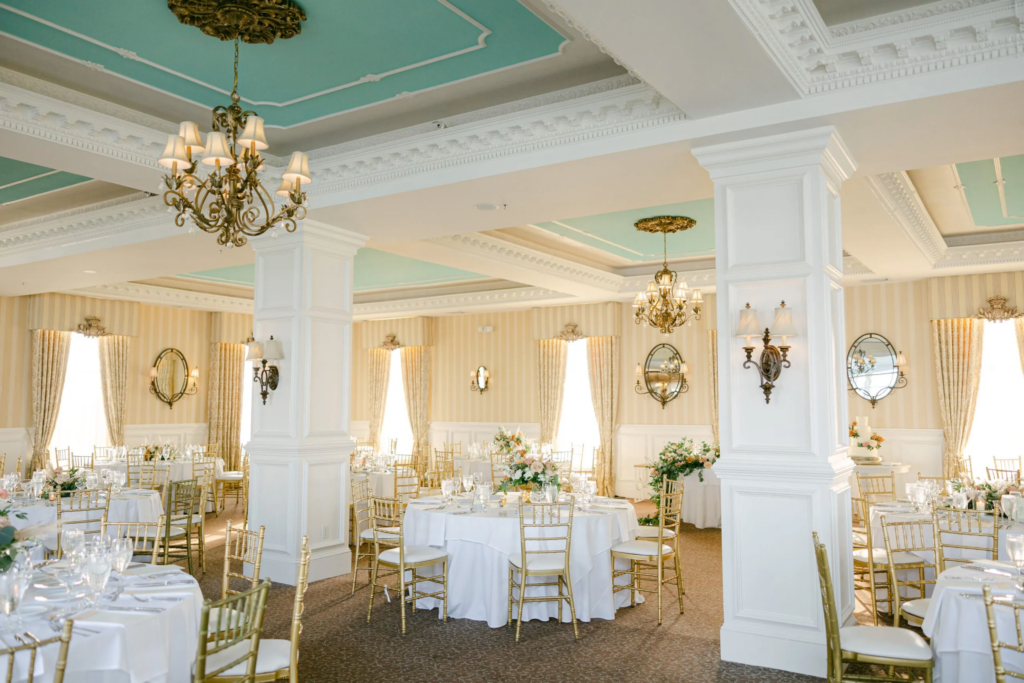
[863,172,947,264]
[842,254,874,277]
[936,241,1024,269]
[728,0,1024,95]
[541,2,650,85]
[353,286,571,320]
[64,282,255,314]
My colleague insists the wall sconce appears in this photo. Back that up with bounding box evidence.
[737,302,796,404]
[246,335,283,405]
[149,347,198,409]
[470,366,490,395]
[634,343,688,409]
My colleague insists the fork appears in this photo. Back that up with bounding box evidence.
[131,594,184,604]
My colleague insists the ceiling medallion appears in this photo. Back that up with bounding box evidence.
[168,0,306,44]
[157,6,311,248]
[632,216,702,335]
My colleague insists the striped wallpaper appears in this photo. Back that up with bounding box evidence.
[531,302,622,339]
[0,297,32,429]
[28,293,140,336]
[126,305,211,426]
[210,312,253,345]
[928,271,1024,320]
[351,321,368,422]
[845,281,941,429]
[360,317,433,348]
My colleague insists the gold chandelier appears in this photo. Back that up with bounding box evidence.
[157,4,310,247]
[632,216,703,334]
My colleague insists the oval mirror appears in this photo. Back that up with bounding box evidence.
[847,333,901,407]
[151,348,190,408]
[475,365,488,390]
[643,343,687,408]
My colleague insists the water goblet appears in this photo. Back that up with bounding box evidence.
[473,472,484,487]
[61,529,85,558]
[953,491,969,511]
[440,479,454,506]
[544,483,558,504]
[461,475,474,496]
[1008,533,1024,591]
[84,548,112,607]
[0,571,23,634]
[477,482,493,510]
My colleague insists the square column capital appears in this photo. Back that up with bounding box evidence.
[692,126,857,190]
[250,218,368,257]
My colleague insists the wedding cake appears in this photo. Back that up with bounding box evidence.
[850,415,883,464]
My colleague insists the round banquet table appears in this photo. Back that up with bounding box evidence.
[922,561,1024,682]
[95,459,196,483]
[352,470,397,498]
[454,459,492,482]
[681,469,721,529]
[9,563,202,682]
[401,496,641,627]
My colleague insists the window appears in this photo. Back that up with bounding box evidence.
[556,340,600,468]
[50,333,109,456]
[380,350,414,454]
[240,359,253,449]
[964,320,1024,475]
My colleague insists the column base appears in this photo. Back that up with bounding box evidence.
[721,623,825,678]
[261,545,353,585]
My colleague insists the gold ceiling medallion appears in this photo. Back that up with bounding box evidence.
[77,317,110,337]
[632,216,702,334]
[158,3,312,248]
[558,323,584,342]
[977,295,1023,322]
[168,0,306,44]
[381,334,402,351]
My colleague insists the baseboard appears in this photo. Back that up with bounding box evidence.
[720,623,825,678]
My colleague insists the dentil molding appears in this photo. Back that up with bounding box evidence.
[863,172,947,264]
[65,282,254,314]
[728,0,1024,95]
[353,285,572,320]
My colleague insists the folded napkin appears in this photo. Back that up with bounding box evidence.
[72,609,154,625]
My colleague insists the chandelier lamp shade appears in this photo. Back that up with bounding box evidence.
[631,216,703,334]
[157,4,311,248]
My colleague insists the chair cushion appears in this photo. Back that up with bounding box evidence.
[852,548,921,565]
[634,527,676,539]
[378,546,447,565]
[901,598,931,619]
[199,638,291,676]
[839,625,933,661]
[509,553,565,572]
[852,531,868,547]
[359,527,399,541]
[611,540,673,558]
[217,473,244,482]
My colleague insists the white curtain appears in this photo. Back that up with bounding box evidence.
[932,319,985,479]
[98,335,130,447]
[31,330,71,471]
[586,336,619,497]
[537,339,568,446]
[366,348,391,451]
[400,346,431,468]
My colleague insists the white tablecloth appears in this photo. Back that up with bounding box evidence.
[13,490,164,530]
[352,471,396,498]
[922,562,1024,682]
[681,469,720,529]
[13,563,202,682]
[402,497,641,627]
[96,460,196,483]
[454,459,492,482]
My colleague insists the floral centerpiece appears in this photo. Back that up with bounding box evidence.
[950,477,1016,510]
[498,455,560,492]
[0,489,45,573]
[141,443,179,461]
[43,466,85,498]
[639,439,719,525]
[493,427,528,457]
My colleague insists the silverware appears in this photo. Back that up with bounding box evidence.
[963,565,1015,577]
[130,594,184,604]
[99,605,165,614]
[131,579,194,588]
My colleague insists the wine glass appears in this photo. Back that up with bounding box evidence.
[473,472,484,487]
[84,548,112,607]
[440,479,454,505]
[462,474,474,496]
[1007,533,1024,591]
[61,529,84,558]
[477,482,493,510]
[0,571,22,634]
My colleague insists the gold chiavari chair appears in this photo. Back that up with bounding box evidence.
[125,454,145,488]
[194,457,220,517]
[852,497,894,625]
[989,467,1022,484]
[100,516,167,565]
[933,506,1000,573]
[813,532,933,683]
[53,447,71,470]
[70,453,94,470]
[611,479,684,625]
[196,443,221,460]
[995,457,1022,474]
[162,478,204,574]
[51,486,113,558]
[443,442,461,458]
[422,467,461,497]
[0,453,6,477]
[366,496,449,635]
[489,450,507,488]
[879,515,936,628]
[13,455,21,480]
[549,450,573,490]
[433,448,455,476]
[0,618,73,683]
[350,478,393,595]
[217,454,246,511]
[984,584,1024,682]
[851,496,868,549]
[139,462,170,498]
[208,519,266,636]
[94,445,118,462]
[242,456,250,521]
[388,438,398,455]
[856,471,897,505]
[394,465,420,504]
[917,473,947,491]
[508,501,579,642]
[194,579,271,683]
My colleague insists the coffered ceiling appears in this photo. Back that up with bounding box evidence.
[0,156,89,204]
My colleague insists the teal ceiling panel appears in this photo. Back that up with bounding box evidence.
[0,156,90,204]
[956,154,1024,228]
[1,0,566,127]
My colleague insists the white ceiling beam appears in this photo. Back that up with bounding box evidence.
[64,282,253,314]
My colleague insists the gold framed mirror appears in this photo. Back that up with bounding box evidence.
[149,348,198,409]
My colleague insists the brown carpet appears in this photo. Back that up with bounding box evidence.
[197,502,824,683]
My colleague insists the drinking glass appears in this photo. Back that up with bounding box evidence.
[61,529,85,558]
[1003,496,1018,522]
[544,483,558,504]
[440,479,454,505]
[473,472,484,486]
[84,548,112,606]
[953,491,969,510]
[0,572,22,634]
[1008,533,1024,591]
[461,475,474,495]
[477,482,493,510]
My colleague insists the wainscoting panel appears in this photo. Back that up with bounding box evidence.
[615,424,715,499]
[874,428,944,479]
[0,428,30,472]
[429,422,541,453]
[124,423,208,449]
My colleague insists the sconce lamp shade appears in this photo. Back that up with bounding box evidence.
[178,121,206,153]
[245,341,263,362]
[736,306,761,341]
[771,304,797,341]
[237,116,269,150]
[201,132,235,166]
[190,367,200,379]
[158,135,191,170]
[680,361,690,375]
[283,151,312,184]
[263,337,284,361]
[896,351,908,367]
[149,367,159,379]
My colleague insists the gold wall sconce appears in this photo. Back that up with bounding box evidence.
[737,302,796,404]
[634,343,689,409]
[149,348,199,409]
[470,366,490,395]
[246,334,283,405]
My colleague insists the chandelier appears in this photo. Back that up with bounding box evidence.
[157,3,310,248]
[632,216,703,334]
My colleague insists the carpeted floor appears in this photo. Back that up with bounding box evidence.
[196,502,824,683]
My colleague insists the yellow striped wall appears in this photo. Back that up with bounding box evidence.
[0,297,32,429]
[928,271,1024,320]
[360,317,433,348]
[352,321,369,422]
[210,312,252,345]
[27,293,140,336]
[531,302,621,339]
[126,305,211,425]
[845,281,941,429]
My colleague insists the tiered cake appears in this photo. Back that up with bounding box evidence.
[850,415,883,464]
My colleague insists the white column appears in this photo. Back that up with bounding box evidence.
[246,219,367,584]
[691,127,856,677]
